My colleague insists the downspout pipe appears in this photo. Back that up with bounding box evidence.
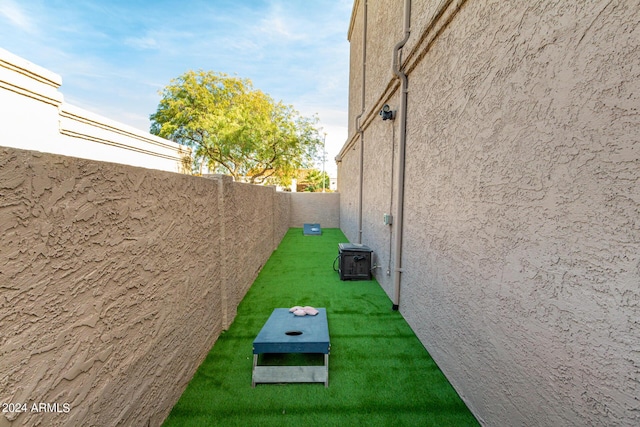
[391,0,411,311]
[355,0,368,244]
[357,120,364,244]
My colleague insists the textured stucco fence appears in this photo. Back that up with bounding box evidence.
[289,192,340,228]
[339,1,639,426]
[0,147,290,426]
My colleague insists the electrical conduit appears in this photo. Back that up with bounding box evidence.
[355,0,368,244]
[391,0,411,311]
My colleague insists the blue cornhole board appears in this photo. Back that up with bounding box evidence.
[303,223,322,235]
[252,308,330,387]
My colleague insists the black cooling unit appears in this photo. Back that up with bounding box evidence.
[335,243,373,280]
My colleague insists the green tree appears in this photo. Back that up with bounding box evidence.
[150,70,322,184]
[301,169,330,192]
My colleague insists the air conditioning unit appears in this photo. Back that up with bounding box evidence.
[336,243,373,280]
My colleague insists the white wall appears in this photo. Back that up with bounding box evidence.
[0,48,186,172]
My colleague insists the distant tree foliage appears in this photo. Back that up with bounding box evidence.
[150,70,322,184]
[301,169,330,192]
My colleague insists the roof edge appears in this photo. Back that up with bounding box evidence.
[347,0,360,41]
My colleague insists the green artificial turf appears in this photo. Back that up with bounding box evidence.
[163,228,479,427]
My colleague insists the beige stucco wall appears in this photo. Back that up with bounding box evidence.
[336,144,361,243]
[340,1,639,426]
[0,147,290,426]
[289,192,340,228]
[274,190,292,248]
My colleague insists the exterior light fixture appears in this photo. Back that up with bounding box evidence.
[380,104,395,120]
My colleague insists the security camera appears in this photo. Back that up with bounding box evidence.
[380,104,395,120]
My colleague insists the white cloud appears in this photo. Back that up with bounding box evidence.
[124,36,159,50]
[0,0,34,33]
[257,2,309,43]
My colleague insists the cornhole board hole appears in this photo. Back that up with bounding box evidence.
[303,223,322,235]
[252,308,330,387]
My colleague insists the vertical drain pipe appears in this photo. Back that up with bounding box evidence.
[391,0,411,311]
[355,0,368,244]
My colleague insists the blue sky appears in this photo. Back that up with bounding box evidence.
[0,0,352,174]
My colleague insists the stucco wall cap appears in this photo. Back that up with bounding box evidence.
[0,47,62,88]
